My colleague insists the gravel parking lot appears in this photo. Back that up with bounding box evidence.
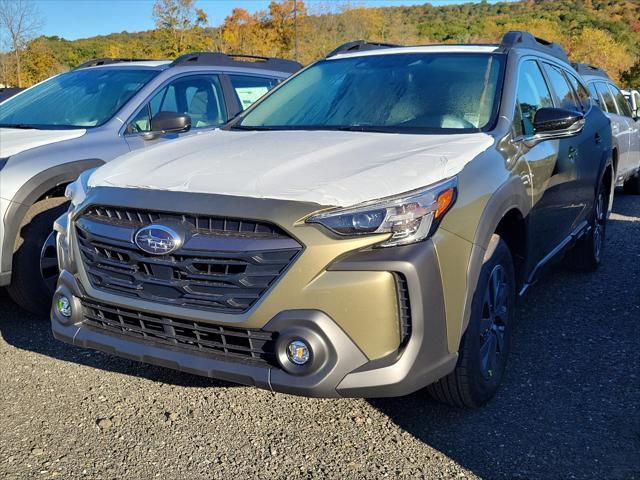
[1,196,639,480]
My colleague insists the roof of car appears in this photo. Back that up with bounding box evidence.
[572,63,611,80]
[75,53,302,75]
[326,31,569,64]
[328,44,500,59]
[85,60,171,69]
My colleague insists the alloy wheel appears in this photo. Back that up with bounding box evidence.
[593,191,606,262]
[479,264,509,380]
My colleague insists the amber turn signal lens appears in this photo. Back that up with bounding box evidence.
[434,187,455,219]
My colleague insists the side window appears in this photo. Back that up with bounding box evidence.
[588,82,601,107]
[128,74,227,133]
[515,60,554,137]
[595,82,617,114]
[542,63,580,111]
[565,72,591,111]
[228,75,279,111]
[610,84,634,117]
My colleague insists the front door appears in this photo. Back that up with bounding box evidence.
[124,74,228,151]
[512,60,566,269]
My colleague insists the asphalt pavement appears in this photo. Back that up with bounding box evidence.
[0,195,638,480]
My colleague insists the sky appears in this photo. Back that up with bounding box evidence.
[31,0,498,41]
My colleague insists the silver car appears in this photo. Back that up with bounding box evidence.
[0,53,301,314]
[574,64,640,194]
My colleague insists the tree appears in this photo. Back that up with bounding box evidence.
[22,37,63,85]
[569,27,634,83]
[621,62,640,89]
[152,0,208,56]
[266,0,307,57]
[0,0,42,87]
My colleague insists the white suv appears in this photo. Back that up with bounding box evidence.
[574,64,640,194]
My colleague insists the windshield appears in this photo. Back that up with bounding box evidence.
[237,53,504,134]
[0,68,158,129]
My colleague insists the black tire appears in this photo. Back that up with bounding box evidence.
[565,181,608,273]
[623,174,640,195]
[427,236,516,408]
[6,198,68,316]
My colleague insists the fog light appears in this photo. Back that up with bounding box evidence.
[287,340,310,365]
[56,296,72,318]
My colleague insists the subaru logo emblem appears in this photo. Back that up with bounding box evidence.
[134,224,183,255]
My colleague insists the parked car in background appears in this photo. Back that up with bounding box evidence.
[0,53,301,314]
[0,88,24,102]
[52,32,613,407]
[574,64,640,194]
[622,88,640,119]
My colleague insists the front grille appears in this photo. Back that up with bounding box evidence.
[394,273,412,346]
[82,300,277,366]
[76,206,302,313]
[83,206,289,238]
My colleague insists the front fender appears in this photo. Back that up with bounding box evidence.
[1,159,104,278]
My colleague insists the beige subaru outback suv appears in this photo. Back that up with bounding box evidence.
[51,32,613,407]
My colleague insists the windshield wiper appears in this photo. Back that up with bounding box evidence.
[331,125,395,133]
[0,123,38,129]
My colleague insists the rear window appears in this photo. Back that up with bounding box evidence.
[594,82,617,113]
[228,75,279,110]
[542,63,580,111]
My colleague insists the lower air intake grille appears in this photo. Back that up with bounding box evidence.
[82,300,278,366]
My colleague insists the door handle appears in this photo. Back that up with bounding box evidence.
[594,133,602,144]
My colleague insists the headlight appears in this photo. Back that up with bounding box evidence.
[307,178,457,248]
[65,168,96,208]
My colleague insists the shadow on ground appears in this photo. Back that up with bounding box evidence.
[0,288,232,389]
[370,195,640,479]
[1,196,639,479]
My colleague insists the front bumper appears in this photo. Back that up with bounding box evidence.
[51,188,458,398]
[52,239,457,398]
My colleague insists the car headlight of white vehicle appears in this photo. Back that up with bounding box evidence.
[307,177,457,248]
[65,168,96,209]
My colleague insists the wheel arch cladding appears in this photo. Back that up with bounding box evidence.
[455,176,530,353]
[1,159,104,275]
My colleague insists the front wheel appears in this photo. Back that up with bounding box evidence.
[7,198,68,316]
[427,236,516,408]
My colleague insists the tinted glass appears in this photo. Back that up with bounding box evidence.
[588,83,600,106]
[610,84,633,117]
[0,68,157,128]
[238,53,505,133]
[565,72,591,111]
[515,60,553,136]
[129,74,226,133]
[229,75,279,110]
[595,82,617,113]
[543,63,580,111]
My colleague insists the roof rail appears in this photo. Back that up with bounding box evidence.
[499,31,569,63]
[571,63,610,80]
[326,40,402,58]
[75,58,150,69]
[170,52,302,74]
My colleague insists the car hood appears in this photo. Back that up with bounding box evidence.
[0,128,86,158]
[90,129,494,207]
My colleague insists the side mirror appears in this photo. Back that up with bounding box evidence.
[533,107,584,134]
[145,111,191,139]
